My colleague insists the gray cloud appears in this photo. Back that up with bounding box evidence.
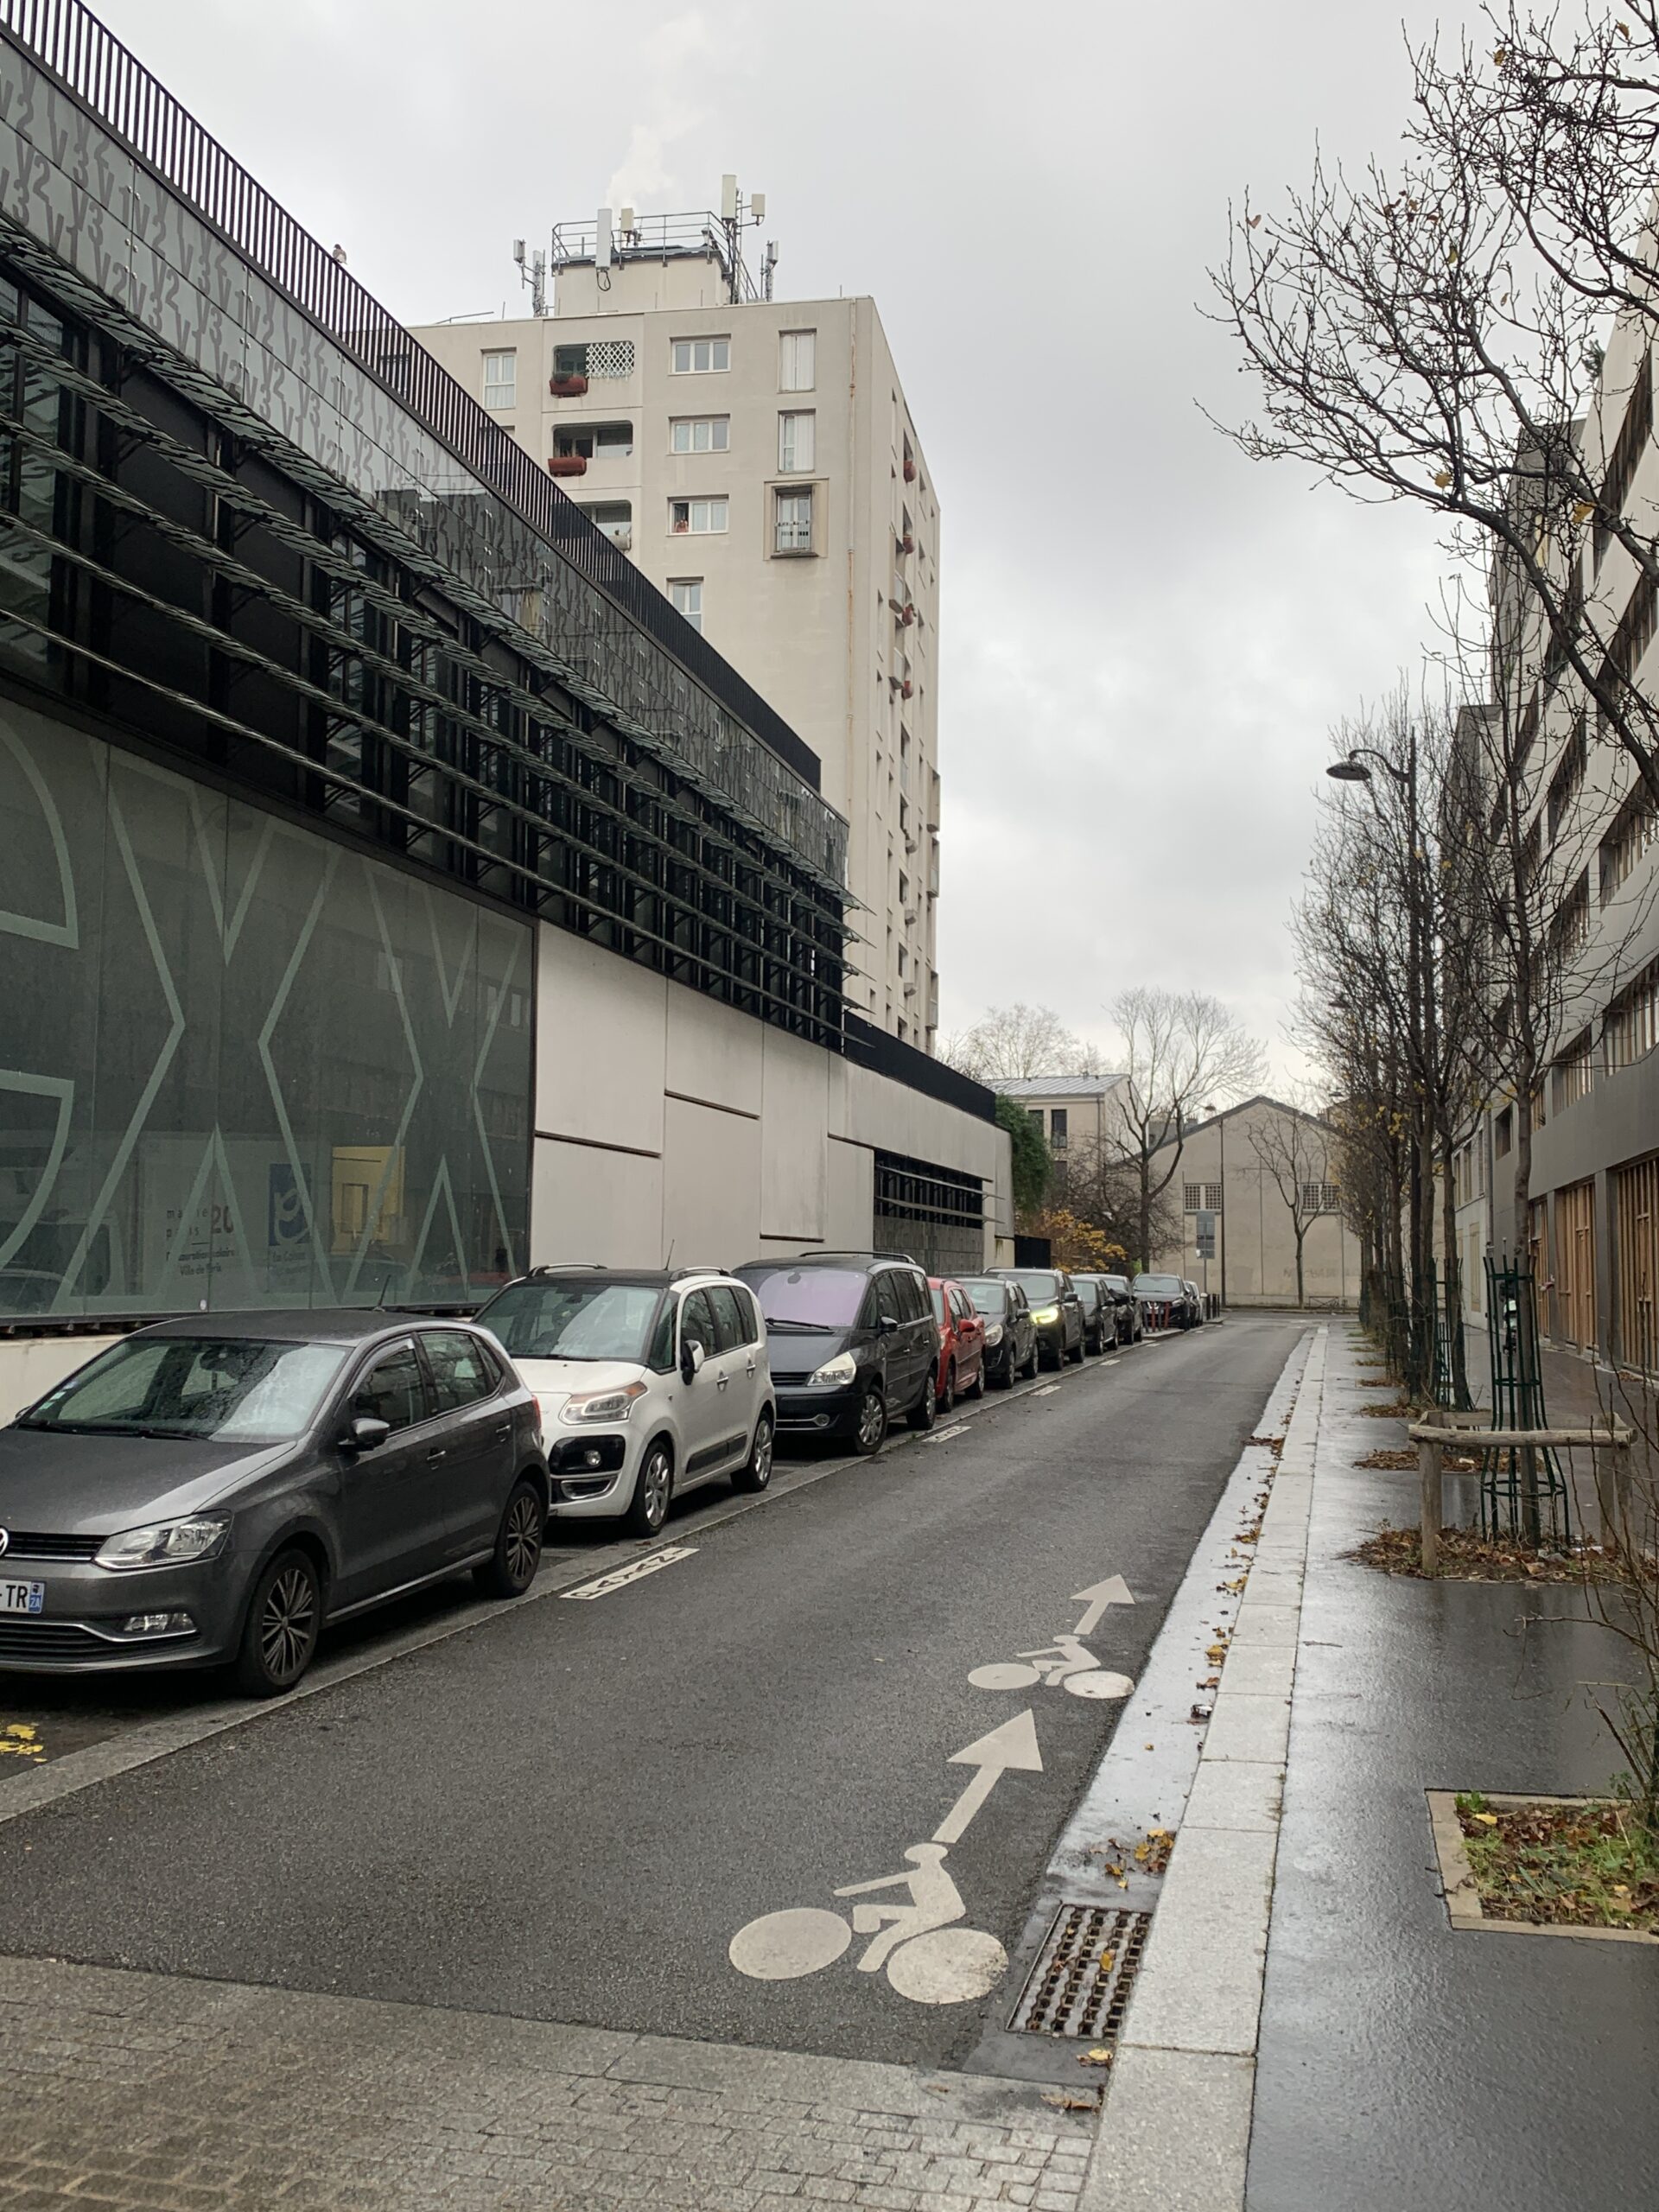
[92,0,1479,1077]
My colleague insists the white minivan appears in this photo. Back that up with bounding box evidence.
[472,1268,776,1537]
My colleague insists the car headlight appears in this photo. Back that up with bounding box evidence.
[1031,1305,1059,1325]
[560,1380,649,1425]
[94,1514,231,1572]
[808,1351,858,1387]
[982,1323,1003,1346]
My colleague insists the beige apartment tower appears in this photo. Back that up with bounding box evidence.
[410,198,942,1050]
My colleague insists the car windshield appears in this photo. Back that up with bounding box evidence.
[962,1280,1005,1316]
[739,1267,867,1329]
[1134,1274,1185,1295]
[931,1287,948,1324]
[16,1335,349,1443]
[475,1280,662,1362]
[1104,1276,1129,1293]
[1005,1271,1062,1300]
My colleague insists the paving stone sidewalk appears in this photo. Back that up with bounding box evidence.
[0,1954,1093,2212]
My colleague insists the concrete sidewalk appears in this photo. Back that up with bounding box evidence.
[1082,1320,1659,2210]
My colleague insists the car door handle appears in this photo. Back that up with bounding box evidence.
[426,1446,447,1463]
[715,1371,729,1391]
[745,1358,757,1376]
[493,1424,511,1444]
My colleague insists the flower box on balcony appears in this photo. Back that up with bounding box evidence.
[550,373,588,397]
[548,454,588,477]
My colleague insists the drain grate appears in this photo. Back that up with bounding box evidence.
[1007,1903,1154,2038]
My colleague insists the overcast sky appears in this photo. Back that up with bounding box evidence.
[90,0,1480,1082]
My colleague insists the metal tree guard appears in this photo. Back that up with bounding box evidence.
[1481,1256,1571,1542]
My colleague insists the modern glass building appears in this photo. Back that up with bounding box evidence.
[0,2,1002,1360]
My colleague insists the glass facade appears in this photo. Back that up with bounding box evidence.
[0,701,531,1319]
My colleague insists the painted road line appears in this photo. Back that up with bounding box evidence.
[1071,1573,1135,1635]
[562,1546,697,1600]
[1032,1383,1062,1398]
[922,1421,969,1446]
[932,1709,1045,1846]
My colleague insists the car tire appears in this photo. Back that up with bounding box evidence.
[1041,1340,1060,1371]
[233,1545,322,1699]
[852,1383,888,1456]
[1068,1335,1085,1365]
[966,1361,986,1400]
[937,1361,956,1416]
[475,1477,544,1599]
[1023,1343,1040,1380]
[732,1410,775,1494]
[909,1370,938,1431]
[990,1355,1012,1390]
[624,1440,675,1536]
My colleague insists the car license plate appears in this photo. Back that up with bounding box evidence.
[1,1580,46,1616]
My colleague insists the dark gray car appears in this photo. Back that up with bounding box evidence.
[0,1311,549,1696]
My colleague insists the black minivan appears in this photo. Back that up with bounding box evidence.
[734,1252,939,1456]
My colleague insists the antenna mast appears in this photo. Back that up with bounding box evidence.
[511,238,547,317]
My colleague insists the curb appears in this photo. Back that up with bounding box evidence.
[1080,1325,1328,2210]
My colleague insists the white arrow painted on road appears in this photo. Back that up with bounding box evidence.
[931,1709,1044,1846]
[1071,1574,1134,1637]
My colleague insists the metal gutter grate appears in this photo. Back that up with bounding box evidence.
[1007,1904,1154,2039]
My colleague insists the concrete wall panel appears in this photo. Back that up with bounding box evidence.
[662,1098,762,1271]
[529,1137,664,1268]
[536,927,666,1156]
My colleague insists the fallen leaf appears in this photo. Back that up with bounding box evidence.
[1079,2047,1114,2067]
[1098,1949,1116,1974]
[1473,1812,1499,1827]
[1434,469,1452,488]
[1042,2091,1100,2112]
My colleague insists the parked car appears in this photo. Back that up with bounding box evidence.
[734,1251,938,1455]
[1102,1273,1142,1345]
[1133,1272,1191,1332]
[1071,1275,1117,1355]
[959,1276,1039,1388]
[994,1268,1084,1369]
[929,1278,988,1412]
[474,1267,775,1538]
[1182,1281,1206,1327]
[0,1311,548,1695]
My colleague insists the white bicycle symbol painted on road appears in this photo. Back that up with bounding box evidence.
[968,1634,1134,1700]
[728,1842,1008,2005]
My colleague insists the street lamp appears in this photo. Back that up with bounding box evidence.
[1326,747,1408,787]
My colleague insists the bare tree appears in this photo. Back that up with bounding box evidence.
[1103,988,1264,1269]
[1245,1096,1334,1310]
[939,1002,1104,1083]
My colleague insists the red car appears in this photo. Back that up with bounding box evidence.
[929,1277,987,1414]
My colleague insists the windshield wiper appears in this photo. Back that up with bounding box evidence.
[762,1318,842,1332]
[10,1420,200,1439]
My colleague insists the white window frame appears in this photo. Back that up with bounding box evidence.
[778,410,816,474]
[671,416,730,454]
[670,497,729,536]
[671,336,730,375]
[482,350,516,409]
[773,486,814,556]
[669,578,704,632]
[779,329,816,391]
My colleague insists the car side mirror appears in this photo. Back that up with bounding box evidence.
[878,1313,899,1333]
[680,1339,706,1383]
[341,1414,391,1452]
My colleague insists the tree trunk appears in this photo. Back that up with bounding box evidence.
[1439,1126,1471,1409]
[1294,1228,1306,1308]
[1137,1153,1152,1275]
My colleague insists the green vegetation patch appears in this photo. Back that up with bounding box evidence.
[1456,1792,1659,1933]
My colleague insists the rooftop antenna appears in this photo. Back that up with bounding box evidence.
[512,236,547,317]
[716,175,773,305]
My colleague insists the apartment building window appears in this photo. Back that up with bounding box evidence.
[779,329,816,391]
[556,339,634,381]
[669,580,703,633]
[1550,870,1592,962]
[777,410,816,474]
[1555,1179,1597,1349]
[1301,1182,1341,1213]
[1595,351,1653,565]
[1599,785,1659,899]
[1546,716,1587,842]
[1552,1028,1595,1110]
[1495,1107,1514,1158]
[1184,1183,1204,1212]
[1605,957,1659,1070]
[671,497,728,535]
[671,336,729,374]
[1604,570,1658,690]
[1614,1154,1659,1370]
[1529,1083,1548,1134]
[774,486,814,555]
[482,349,516,409]
[1205,1183,1224,1211]
[671,416,729,454]
[576,500,632,548]
[553,422,633,459]
[1050,1109,1069,1151]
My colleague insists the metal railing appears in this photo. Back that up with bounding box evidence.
[0,0,821,792]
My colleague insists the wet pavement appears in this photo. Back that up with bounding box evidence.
[1246,1332,1659,2212]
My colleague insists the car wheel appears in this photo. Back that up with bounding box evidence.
[1041,1339,1060,1371]
[966,1360,986,1400]
[624,1440,675,1536]
[233,1546,321,1699]
[1023,1342,1040,1379]
[990,1354,1012,1390]
[910,1369,938,1431]
[732,1410,775,1494]
[1068,1334,1085,1365]
[475,1477,544,1599]
[936,1361,956,1416]
[853,1382,888,1456]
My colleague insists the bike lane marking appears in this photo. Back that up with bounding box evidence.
[560,1547,697,1600]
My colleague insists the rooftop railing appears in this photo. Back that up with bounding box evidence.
[0,0,820,792]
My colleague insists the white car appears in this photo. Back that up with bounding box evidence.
[471,1268,776,1537]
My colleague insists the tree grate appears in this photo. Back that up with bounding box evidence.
[1007,1904,1154,2038]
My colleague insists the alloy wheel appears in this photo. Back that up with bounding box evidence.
[641,1447,672,1529]
[504,1490,542,1587]
[753,1418,774,1485]
[856,1388,887,1453]
[260,1564,317,1684]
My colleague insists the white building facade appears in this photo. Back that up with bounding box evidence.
[410,208,943,1052]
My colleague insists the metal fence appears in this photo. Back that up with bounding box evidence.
[0,0,823,794]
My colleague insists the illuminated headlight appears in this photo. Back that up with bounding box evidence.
[982,1323,1004,1346]
[1031,1305,1059,1325]
[94,1515,230,1572]
[808,1351,858,1387]
[561,1380,648,1425]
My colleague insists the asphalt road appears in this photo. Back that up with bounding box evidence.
[0,1316,1303,2069]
